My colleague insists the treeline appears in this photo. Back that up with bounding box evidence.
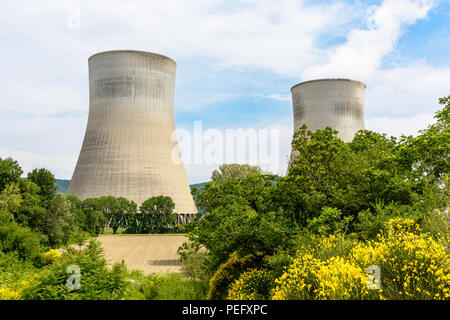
[72,194,180,235]
[0,159,188,251]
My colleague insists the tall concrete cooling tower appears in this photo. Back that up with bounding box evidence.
[291,78,366,142]
[68,50,197,215]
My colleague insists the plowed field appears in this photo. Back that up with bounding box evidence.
[97,235,187,274]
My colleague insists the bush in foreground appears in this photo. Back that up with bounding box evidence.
[270,218,449,300]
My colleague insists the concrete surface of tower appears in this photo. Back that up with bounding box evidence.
[291,78,366,142]
[68,50,197,215]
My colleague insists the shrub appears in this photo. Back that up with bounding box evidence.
[0,220,43,265]
[208,252,264,300]
[227,268,274,300]
[23,240,127,300]
[271,252,378,300]
[180,248,212,281]
[123,271,209,300]
[352,217,450,299]
[43,249,61,265]
[271,218,450,300]
[0,251,39,300]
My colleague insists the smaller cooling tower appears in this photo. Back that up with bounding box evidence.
[291,78,366,142]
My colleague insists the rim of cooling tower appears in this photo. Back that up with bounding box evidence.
[291,78,366,91]
[88,50,176,65]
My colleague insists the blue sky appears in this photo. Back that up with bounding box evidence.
[0,0,449,183]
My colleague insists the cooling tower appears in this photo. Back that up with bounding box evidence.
[291,78,366,142]
[68,50,197,214]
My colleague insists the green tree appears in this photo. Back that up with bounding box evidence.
[279,125,432,228]
[42,194,77,246]
[183,203,292,271]
[193,171,277,214]
[211,164,263,184]
[27,168,57,206]
[0,157,23,192]
[139,196,177,234]
[0,219,43,264]
[0,183,22,218]
[13,179,46,231]
[96,196,136,234]
[397,95,450,182]
[110,197,136,234]
[81,198,106,235]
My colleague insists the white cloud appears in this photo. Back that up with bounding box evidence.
[180,117,293,182]
[254,93,291,101]
[0,147,77,178]
[366,63,450,120]
[302,0,434,82]
[366,113,435,138]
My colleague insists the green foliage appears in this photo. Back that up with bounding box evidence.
[397,95,449,181]
[79,197,106,235]
[42,194,77,247]
[0,220,43,265]
[208,252,264,300]
[0,183,22,218]
[23,240,127,300]
[184,203,293,271]
[227,268,274,300]
[211,163,263,184]
[193,170,277,214]
[127,196,176,234]
[308,207,353,235]
[282,126,421,227]
[355,200,449,241]
[179,242,212,281]
[0,157,23,192]
[27,168,57,207]
[13,179,46,231]
[95,196,137,234]
[123,270,209,300]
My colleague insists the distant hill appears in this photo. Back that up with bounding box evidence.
[55,179,70,193]
[55,179,208,194]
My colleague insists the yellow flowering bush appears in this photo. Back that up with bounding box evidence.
[366,218,450,299]
[271,251,380,300]
[43,249,61,264]
[271,218,450,300]
[0,287,22,300]
[227,268,274,300]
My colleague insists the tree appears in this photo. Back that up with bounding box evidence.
[27,168,57,206]
[193,170,277,214]
[81,198,106,235]
[278,125,432,228]
[211,164,263,184]
[0,183,22,218]
[110,197,136,234]
[0,157,23,192]
[183,203,292,271]
[397,96,450,182]
[42,194,77,246]
[95,196,136,234]
[13,179,46,231]
[139,196,177,234]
